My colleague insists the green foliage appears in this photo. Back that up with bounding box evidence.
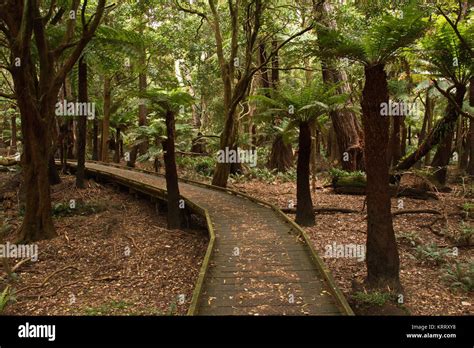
[247,168,277,183]
[317,0,429,65]
[0,286,12,313]
[328,168,366,180]
[442,262,474,293]
[461,203,474,213]
[396,231,422,247]
[252,81,349,124]
[84,300,132,316]
[352,291,393,307]
[414,244,451,265]
[415,15,473,85]
[229,167,297,184]
[52,201,107,217]
[176,156,215,177]
[451,222,474,246]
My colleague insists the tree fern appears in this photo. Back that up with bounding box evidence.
[317,0,429,66]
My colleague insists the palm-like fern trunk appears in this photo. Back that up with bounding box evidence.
[362,64,400,290]
[295,121,315,226]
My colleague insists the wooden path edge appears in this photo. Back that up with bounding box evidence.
[61,160,354,316]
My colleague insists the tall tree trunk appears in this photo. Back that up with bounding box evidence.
[76,56,87,188]
[396,84,466,171]
[92,116,99,161]
[268,134,293,172]
[113,128,121,163]
[212,101,238,187]
[296,121,315,226]
[310,120,317,192]
[17,105,56,242]
[270,40,279,89]
[138,44,148,155]
[430,86,467,184]
[401,121,407,156]
[101,76,111,162]
[10,114,17,151]
[361,64,400,290]
[162,110,183,229]
[467,78,474,174]
[318,2,364,171]
[48,152,61,185]
[459,118,469,169]
[389,116,402,166]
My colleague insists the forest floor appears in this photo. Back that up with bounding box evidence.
[135,161,473,316]
[1,162,472,316]
[0,169,207,315]
[226,176,473,316]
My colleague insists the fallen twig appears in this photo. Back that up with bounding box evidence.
[16,266,80,295]
[281,207,359,214]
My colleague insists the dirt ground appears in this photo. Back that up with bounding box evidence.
[0,170,208,315]
[227,177,473,316]
[1,164,472,316]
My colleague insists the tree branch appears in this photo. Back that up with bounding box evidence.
[432,79,474,120]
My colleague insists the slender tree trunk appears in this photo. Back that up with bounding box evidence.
[162,110,183,229]
[92,116,99,161]
[310,120,317,192]
[101,76,111,162]
[76,56,87,188]
[467,78,474,174]
[361,64,400,290]
[401,121,407,156]
[113,128,121,163]
[296,121,315,226]
[10,114,17,151]
[270,40,279,89]
[138,44,148,155]
[389,116,402,166]
[459,118,469,169]
[396,84,466,171]
[430,86,467,184]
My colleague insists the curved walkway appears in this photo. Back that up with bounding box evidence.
[77,161,353,316]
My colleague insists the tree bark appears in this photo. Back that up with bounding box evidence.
[10,114,17,151]
[48,153,61,185]
[76,56,87,188]
[389,116,402,166]
[361,64,400,290]
[17,104,56,242]
[92,116,99,161]
[101,76,111,162]
[113,128,121,163]
[296,121,315,226]
[162,110,183,229]
[270,40,279,89]
[268,134,293,172]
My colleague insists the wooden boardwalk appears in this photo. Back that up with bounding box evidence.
[76,162,353,316]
